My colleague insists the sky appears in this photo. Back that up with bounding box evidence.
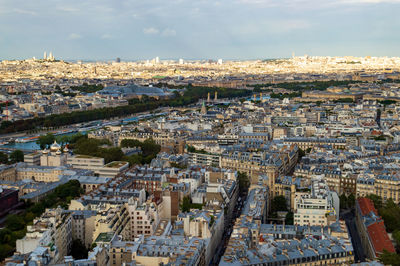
[0,0,399,60]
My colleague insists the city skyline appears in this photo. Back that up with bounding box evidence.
[1,0,399,60]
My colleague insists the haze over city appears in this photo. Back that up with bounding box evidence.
[1,0,400,60]
[2,0,400,266]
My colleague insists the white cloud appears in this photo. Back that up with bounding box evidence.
[162,28,177,37]
[143,27,159,35]
[279,20,311,31]
[337,0,400,3]
[68,33,82,40]
[13,8,36,15]
[237,0,400,7]
[56,7,80,12]
[101,34,112,39]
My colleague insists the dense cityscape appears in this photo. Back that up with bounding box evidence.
[0,53,400,266]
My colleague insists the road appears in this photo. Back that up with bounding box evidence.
[210,192,246,265]
[341,209,366,263]
[0,106,174,144]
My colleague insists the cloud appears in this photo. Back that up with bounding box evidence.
[56,7,80,12]
[68,33,82,40]
[143,27,159,35]
[279,20,311,31]
[13,8,36,15]
[101,34,113,39]
[162,28,177,37]
[237,0,400,7]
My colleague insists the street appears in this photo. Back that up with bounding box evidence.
[341,209,366,263]
[210,193,246,265]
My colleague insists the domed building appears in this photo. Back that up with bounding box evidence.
[40,140,68,166]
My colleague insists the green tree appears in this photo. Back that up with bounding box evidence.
[120,138,161,165]
[0,151,8,164]
[70,239,88,260]
[9,150,24,163]
[347,193,356,208]
[74,138,101,155]
[180,196,191,213]
[285,211,294,225]
[366,194,383,209]
[5,215,25,231]
[339,194,348,210]
[379,199,400,232]
[298,148,305,160]
[36,133,56,149]
[271,195,288,213]
[187,145,197,153]
[379,250,400,266]
[0,244,14,261]
[101,147,124,163]
[237,172,250,195]
[123,154,143,166]
[392,230,400,248]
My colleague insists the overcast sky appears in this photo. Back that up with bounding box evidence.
[0,0,399,60]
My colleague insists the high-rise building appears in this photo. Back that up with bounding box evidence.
[116,57,121,63]
[217,58,223,65]
[179,58,184,65]
[155,56,160,64]
[43,51,47,60]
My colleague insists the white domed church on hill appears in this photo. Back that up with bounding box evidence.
[40,140,68,166]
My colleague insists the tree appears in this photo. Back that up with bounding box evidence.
[392,230,400,249]
[101,147,124,164]
[180,196,191,213]
[347,193,356,208]
[271,195,288,213]
[120,138,161,165]
[379,250,400,266]
[366,194,383,209]
[210,215,215,226]
[298,148,305,161]
[70,239,88,260]
[0,151,8,164]
[339,194,348,210]
[5,214,25,231]
[237,172,250,195]
[379,199,400,232]
[36,133,56,149]
[187,145,196,153]
[0,244,14,262]
[9,150,24,163]
[285,211,294,225]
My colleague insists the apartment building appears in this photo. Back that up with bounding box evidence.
[355,197,395,259]
[16,208,73,263]
[178,209,224,265]
[126,198,160,239]
[284,137,347,150]
[374,175,400,203]
[0,164,17,181]
[294,177,339,226]
[124,166,169,193]
[188,152,221,167]
[109,235,206,266]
